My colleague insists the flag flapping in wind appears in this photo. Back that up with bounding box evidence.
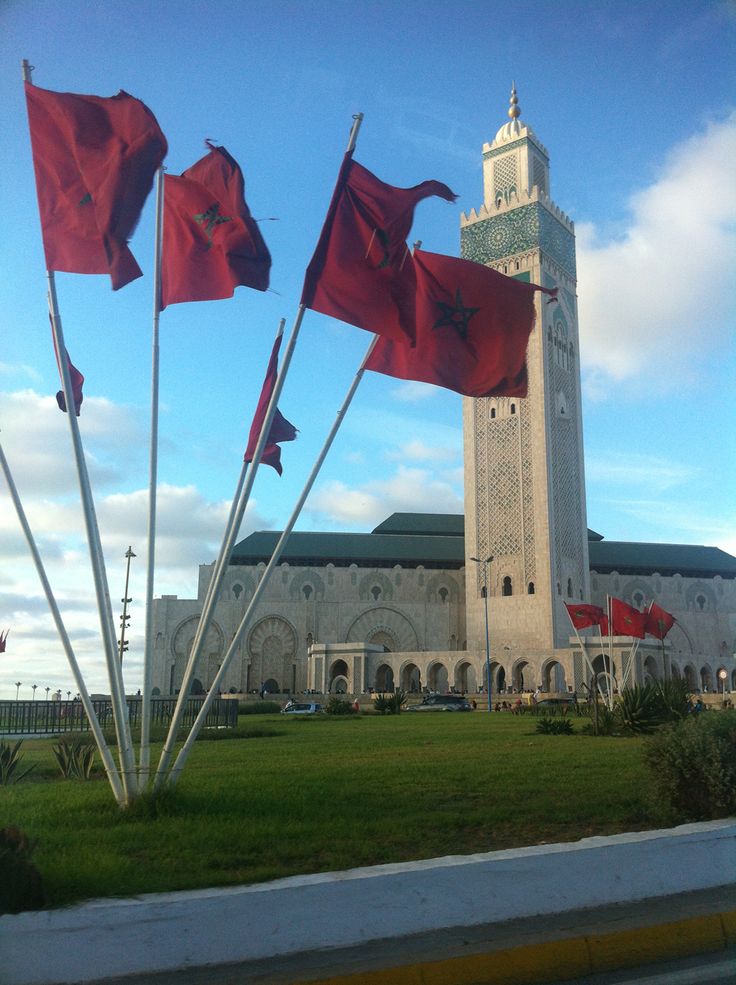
[244,335,297,476]
[25,82,167,290]
[610,597,647,639]
[161,143,271,308]
[366,249,557,397]
[49,315,84,415]
[301,153,456,343]
[564,602,606,631]
[645,602,676,640]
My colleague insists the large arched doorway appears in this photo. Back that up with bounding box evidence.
[401,662,421,693]
[512,660,529,692]
[329,659,349,693]
[428,662,449,693]
[542,661,567,693]
[684,664,698,690]
[455,661,477,693]
[375,664,394,692]
[700,664,713,692]
[591,654,617,695]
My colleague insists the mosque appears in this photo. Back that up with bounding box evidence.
[151,92,736,700]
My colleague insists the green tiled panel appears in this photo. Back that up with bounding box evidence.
[461,203,576,277]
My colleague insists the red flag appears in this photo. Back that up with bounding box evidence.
[610,597,647,639]
[366,249,557,398]
[161,143,271,308]
[645,602,676,640]
[301,153,456,343]
[25,82,167,290]
[244,336,297,476]
[599,615,610,637]
[565,602,606,631]
[0,629,8,653]
[50,316,84,416]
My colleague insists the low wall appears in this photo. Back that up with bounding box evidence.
[1,820,734,985]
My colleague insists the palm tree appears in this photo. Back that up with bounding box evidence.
[15,681,22,700]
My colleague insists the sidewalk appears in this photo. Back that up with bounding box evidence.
[93,885,736,985]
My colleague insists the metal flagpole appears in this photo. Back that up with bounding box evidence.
[0,441,125,805]
[606,595,616,709]
[165,333,379,787]
[564,611,599,687]
[23,60,136,801]
[139,166,165,789]
[154,318,287,785]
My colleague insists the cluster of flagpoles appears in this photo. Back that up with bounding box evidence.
[564,595,678,710]
[10,59,562,807]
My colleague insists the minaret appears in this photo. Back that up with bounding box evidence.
[462,87,590,671]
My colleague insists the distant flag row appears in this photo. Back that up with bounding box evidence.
[25,78,560,470]
[564,599,676,640]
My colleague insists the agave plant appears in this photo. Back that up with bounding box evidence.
[617,683,665,734]
[51,739,96,780]
[0,741,35,785]
[655,677,692,723]
[535,717,574,735]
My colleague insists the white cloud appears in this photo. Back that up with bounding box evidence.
[586,453,697,493]
[389,380,439,402]
[386,439,458,463]
[577,112,736,384]
[307,464,462,527]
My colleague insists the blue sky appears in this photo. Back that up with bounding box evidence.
[1,0,735,697]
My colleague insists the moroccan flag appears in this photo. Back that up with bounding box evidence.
[161,143,271,308]
[565,602,606,631]
[610,597,647,639]
[645,602,676,640]
[50,316,84,416]
[25,82,167,290]
[0,629,8,653]
[301,153,456,343]
[244,336,297,476]
[366,249,557,397]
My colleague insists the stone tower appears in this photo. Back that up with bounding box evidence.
[462,88,590,674]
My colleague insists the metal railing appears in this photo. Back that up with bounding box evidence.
[0,697,238,735]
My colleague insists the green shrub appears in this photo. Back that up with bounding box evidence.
[52,739,96,780]
[238,701,282,715]
[0,741,35,785]
[643,710,736,821]
[580,705,619,736]
[325,697,356,716]
[0,827,44,914]
[655,677,692,723]
[535,717,574,735]
[617,684,665,734]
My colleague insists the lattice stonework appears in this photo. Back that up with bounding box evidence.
[549,350,584,591]
[474,404,536,591]
[493,154,517,201]
[532,155,547,195]
[462,205,576,277]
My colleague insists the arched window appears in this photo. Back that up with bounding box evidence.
[438,587,449,603]
[567,578,573,598]
[696,594,706,611]
[633,591,644,609]
[302,584,313,600]
[490,407,496,419]
[232,583,243,600]
[557,582,561,596]
[371,585,382,601]
[510,403,516,415]
[502,576,513,597]
[528,582,535,595]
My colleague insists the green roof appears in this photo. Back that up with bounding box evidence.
[230,512,736,578]
[588,541,736,579]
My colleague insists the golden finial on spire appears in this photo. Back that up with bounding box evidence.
[508,82,521,120]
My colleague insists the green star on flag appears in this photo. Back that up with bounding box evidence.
[432,289,480,339]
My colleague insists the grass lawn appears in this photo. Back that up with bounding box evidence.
[1,713,656,908]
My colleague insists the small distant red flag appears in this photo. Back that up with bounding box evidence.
[25,82,167,290]
[565,602,606,631]
[0,629,9,653]
[161,143,271,308]
[366,249,557,397]
[49,316,84,415]
[244,335,297,476]
[610,597,647,639]
[645,602,676,640]
[301,153,456,343]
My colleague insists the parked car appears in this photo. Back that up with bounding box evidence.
[281,701,323,715]
[408,694,473,712]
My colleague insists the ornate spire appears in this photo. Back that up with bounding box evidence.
[508,83,521,121]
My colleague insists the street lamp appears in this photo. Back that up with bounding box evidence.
[31,684,38,701]
[718,668,728,697]
[118,546,136,663]
[15,681,22,701]
[470,555,493,712]
[45,686,50,700]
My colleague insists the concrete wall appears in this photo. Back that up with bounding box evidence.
[2,820,734,985]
